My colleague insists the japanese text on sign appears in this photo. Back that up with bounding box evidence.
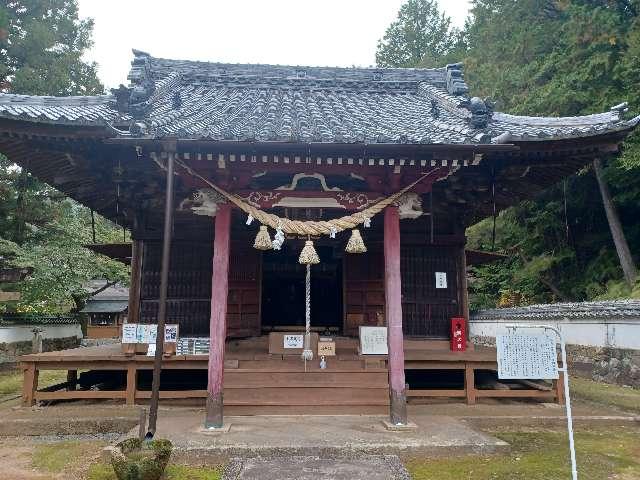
[359,326,388,355]
[497,334,559,379]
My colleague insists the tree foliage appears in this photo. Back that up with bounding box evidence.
[379,0,640,307]
[0,0,102,95]
[0,1,127,313]
[376,0,461,67]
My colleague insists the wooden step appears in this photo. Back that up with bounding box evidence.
[224,371,388,388]
[222,387,390,406]
[234,359,386,372]
[224,405,389,416]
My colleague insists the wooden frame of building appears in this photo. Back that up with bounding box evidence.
[2,51,637,426]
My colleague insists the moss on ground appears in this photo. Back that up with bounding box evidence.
[406,427,640,480]
[0,368,68,396]
[570,377,640,413]
[87,462,222,480]
[32,440,105,474]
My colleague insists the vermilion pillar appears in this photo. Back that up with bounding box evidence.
[384,205,408,425]
[205,203,231,429]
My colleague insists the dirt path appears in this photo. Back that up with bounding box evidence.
[0,441,54,480]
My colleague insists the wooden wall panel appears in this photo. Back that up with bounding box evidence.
[343,249,385,336]
[227,245,261,338]
[139,240,213,336]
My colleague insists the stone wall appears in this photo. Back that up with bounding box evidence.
[0,323,82,364]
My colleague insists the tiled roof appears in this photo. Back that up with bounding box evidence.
[0,314,79,325]
[471,300,640,321]
[0,49,638,144]
[0,94,122,125]
[81,300,128,313]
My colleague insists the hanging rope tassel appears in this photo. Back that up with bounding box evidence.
[345,228,367,254]
[298,240,320,265]
[302,263,313,361]
[253,225,273,250]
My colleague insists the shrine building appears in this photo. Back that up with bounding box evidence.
[2,50,638,427]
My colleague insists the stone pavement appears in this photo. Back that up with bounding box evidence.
[222,455,410,480]
[123,410,509,462]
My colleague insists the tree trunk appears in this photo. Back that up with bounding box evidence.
[593,158,637,287]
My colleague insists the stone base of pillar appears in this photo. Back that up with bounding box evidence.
[389,389,408,426]
[205,393,224,429]
[382,419,417,431]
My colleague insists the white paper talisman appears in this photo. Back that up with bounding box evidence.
[435,272,448,289]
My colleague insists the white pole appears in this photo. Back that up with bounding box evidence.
[504,324,578,480]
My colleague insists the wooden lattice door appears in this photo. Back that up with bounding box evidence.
[401,245,461,337]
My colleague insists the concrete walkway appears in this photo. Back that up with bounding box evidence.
[222,455,410,480]
[124,410,508,461]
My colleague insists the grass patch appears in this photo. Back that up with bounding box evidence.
[0,368,69,396]
[571,376,640,413]
[406,427,640,480]
[32,440,105,474]
[87,462,222,480]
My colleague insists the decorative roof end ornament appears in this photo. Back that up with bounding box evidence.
[461,97,494,129]
[445,63,469,96]
[127,49,156,119]
[610,102,629,121]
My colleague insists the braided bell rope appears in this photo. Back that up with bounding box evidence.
[302,263,313,361]
[172,156,437,236]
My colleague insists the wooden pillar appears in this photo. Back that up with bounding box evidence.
[464,364,476,405]
[554,372,566,405]
[22,363,38,407]
[459,245,470,342]
[127,239,143,324]
[66,370,77,391]
[384,206,407,425]
[205,203,232,429]
[126,363,137,405]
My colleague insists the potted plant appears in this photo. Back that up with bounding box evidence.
[105,438,173,480]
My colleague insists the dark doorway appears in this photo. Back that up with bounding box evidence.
[261,242,343,330]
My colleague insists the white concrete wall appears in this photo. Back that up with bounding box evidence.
[470,317,640,350]
[0,324,83,343]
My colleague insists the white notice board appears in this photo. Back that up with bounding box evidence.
[359,326,388,355]
[497,334,559,379]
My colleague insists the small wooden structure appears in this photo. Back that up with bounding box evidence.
[81,282,129,339]
[1,51,636,425]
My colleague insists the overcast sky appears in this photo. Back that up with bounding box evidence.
[78,1,471,90]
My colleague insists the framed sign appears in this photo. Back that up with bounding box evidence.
[122,323,138,343]
[359,326,388,355]
[283,334,304,349]
[497,334,558,380]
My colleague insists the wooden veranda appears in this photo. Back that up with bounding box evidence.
[20,337,564,412]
